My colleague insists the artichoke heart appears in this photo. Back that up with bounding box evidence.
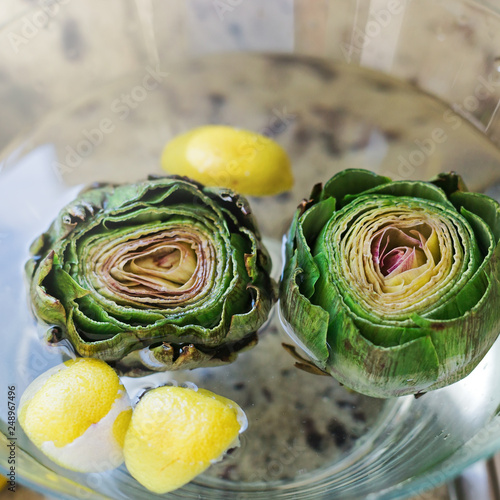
[280,169,500,397]
[26,176,277,374]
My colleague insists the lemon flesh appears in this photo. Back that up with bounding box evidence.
[161,125,293,196]
[19,358,132,472]
[124,385,247,494]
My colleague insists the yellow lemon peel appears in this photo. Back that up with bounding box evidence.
[19,358,131,472]
[124,385,247,494]
[161,125,293,196]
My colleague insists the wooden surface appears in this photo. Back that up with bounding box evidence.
[0,484,52,500]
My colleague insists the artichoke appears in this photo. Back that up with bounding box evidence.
[280,169,500,398]
[26,176,276,374]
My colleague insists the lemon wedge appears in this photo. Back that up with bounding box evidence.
[18,358,132,472]
[123,385,247,494]
[161,125,294,196]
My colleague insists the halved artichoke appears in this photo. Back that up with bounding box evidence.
[280,169,500,398]
[26,176,276,375]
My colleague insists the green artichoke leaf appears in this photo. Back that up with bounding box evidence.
[325,298,440,398]
[295,197,336,299]
[430,171,469,196]
[280,168,500,397]
[343,180,456,209]
[321,168,391,205]
[29,251,67,327]
[27,176,276,374]
[450,191,500,241]
[280,253,330,364]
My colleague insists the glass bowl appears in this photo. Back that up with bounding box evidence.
[1,1,500,499]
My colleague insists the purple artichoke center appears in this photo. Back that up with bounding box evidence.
[371,223,432,278]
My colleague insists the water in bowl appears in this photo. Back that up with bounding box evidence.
[1,53,500,499]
